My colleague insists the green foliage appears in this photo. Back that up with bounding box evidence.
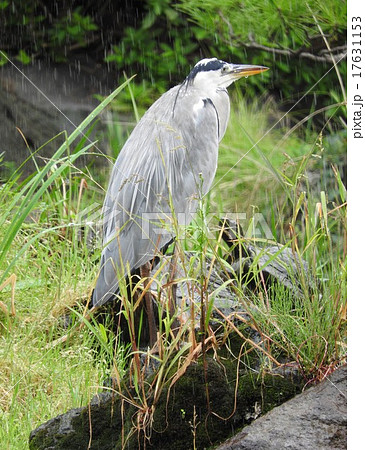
[48,7,98,61]
[105,0,249,105]
[177,0,346,48]
[105,0,200,97]
[15,49,32,64]
[0,50,8,66]
[0,2,98,64]
[0,0,346,126]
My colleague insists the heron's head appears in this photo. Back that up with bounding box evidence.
[186,58,269,90]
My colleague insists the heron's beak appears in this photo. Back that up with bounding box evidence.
[230,64,269,78]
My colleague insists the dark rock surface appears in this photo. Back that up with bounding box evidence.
[220,218,317,298]
[29,363,346,450]
[29,357,303,450]
[216,365,347,450]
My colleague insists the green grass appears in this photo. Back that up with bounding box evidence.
[0,92,346,448]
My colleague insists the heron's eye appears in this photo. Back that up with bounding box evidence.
[221,65,229,74]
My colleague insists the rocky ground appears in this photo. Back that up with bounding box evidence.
[216,365,347,450]
[29,358,346,449]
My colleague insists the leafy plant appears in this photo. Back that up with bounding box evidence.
[15,49,32,65]
[47,7,98,61]
[0,2,98,64]
[105,0,200,102]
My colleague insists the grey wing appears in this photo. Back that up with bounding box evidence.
[93,86,220,307]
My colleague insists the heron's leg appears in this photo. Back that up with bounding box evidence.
[140,262,157,347]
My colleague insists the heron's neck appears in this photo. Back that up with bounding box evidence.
[199,87,230,141]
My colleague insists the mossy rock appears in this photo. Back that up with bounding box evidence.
[30,355,303,450]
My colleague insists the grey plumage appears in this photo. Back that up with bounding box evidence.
[93,58,268,307]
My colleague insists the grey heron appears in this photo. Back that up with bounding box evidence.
[93,58,268,344]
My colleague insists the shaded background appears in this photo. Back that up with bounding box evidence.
[0,0,346,177]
